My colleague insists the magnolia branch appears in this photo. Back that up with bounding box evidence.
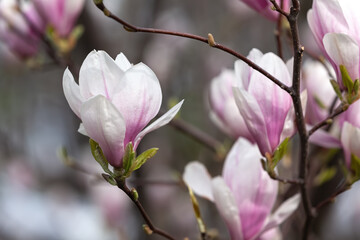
[92,0,292,95]
[308,104,349,136]
[272,0,315,239]
[116,179,176,240]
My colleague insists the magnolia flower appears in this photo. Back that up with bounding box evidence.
[33,0,85,37]
[0,0,43,58]
[208,69,254,141]
[301,60,336,125]
[232,49,293,156]
[308,0,360,89]
[239,0,290,21]
[63,50,183,167]
[183,138,300,240]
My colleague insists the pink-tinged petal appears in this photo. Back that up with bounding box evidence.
[308,0,348,48]
[209,69,235,120]
[133,100,184,149]
[338,0,360,43]
[258,227,282,240]
[323,33,359,81]
[302,60,336,125]
[340,99,360,128]
[308,128,342,149]
[77,123,87,136]
[182,161,214,201]
[234,48,263,90]
[280,90,307,142]
[211,177,243,240]
[233,87,272,155]
[223,99,254,141]
[248,53,292,153]
[79,50,125,99]
[112,63,162,144]
[60,0,85,36]
[63,67,83,118]
[341,122,360,167]
[115,52,132,71]
[80,95,126,167]
[223,138,278,240]
[256,194,300,238]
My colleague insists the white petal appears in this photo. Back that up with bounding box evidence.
[256,194,301,238]
[111,63,163,143]
[80,95,126,167]
[323,33,359,81]
[223,138,278,240]
[182,162,214,201]
[115,52,132,71]
[212,177,243,240]
[77,123,87,136]
[63,68,83,118]
[341,122,360,167]
[309,128,342,149]
[79,50,125,99]
[233,87,272,155]
[133,100,184,149]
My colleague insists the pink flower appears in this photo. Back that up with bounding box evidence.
[33,0,85,37]
[301,60,337,125]
[209,69,254,141]
[63,50,183,167]
[183,138,300,240]
[308,0,360,89]
[0,0,43,58]
[239,0,290,21]
[232,49,293,156]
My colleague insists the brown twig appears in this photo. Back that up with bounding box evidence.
[274,0,285,59]
[161,111,223,155]
[315,185,350,209]
[270,174,304,185]
[273,1,315,239]
[93,0,292,95]
[308,104,349,136]
[116,179,176,240]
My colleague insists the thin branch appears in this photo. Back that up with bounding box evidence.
[270,0,289,17]
[308,104,349,136]
[270,174,304,185]
[160,111,223,155]
[286,1,314,239]
[93,0,292,94]
[116,179,176,240]
[274,0,285,59]
[315,185,350,209]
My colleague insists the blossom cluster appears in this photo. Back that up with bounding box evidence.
[0,0,84,59]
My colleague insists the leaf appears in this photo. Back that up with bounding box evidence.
[340,65,354,93]
[330,79,344,102]
[132,148,158,172]
[270,138,289,170]
[122,142,136,175]
[187,185,206,235]
[350,154,360,183]
[102,174,117,186]
[314,167,337,186]
[89,139,112,175]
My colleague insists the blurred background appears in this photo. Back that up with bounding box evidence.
[0,0,359,239]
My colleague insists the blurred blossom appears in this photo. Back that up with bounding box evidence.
[301,60,336,125]
[0,0,43,59]
[232,49,294,156]
[33,0,85,37]
[308,0,360,89]
[63,50,183,167]
[183,138,300,240]
[238,0,290,21]
[208,69,254,141]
